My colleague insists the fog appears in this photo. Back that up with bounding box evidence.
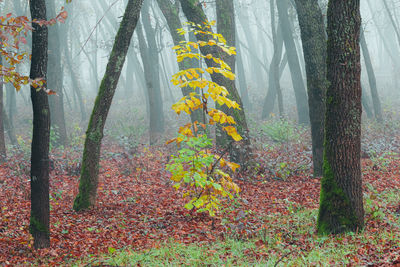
[1,0,399,148]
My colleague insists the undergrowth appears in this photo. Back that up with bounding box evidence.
[73,187,400,266]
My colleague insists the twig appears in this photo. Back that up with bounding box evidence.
[273,250,294,267]
[75,0,121,57]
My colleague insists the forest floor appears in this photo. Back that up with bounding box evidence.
[1,118,400,266]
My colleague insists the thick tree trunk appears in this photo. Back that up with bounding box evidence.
[29,0,50,249]
[276,0,309,124]
[294,0,327,177]
[46,0,67,147]
[180,0,252,165]
[317,0,364,234]
[0,56,6,163]
[73,0,144,211]
[360,29,383,122]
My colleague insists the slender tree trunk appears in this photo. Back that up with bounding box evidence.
[361,85,373,119]
[238,6,265,87]
[6,83,16,129]
[236,42,250,110]
[317,0,364,234]
[63,46,87,122]
[360,29,383,122]
[0,56,6,163]
[73,0,144,211]
[3,107,18,147]
[262,0,284,119]
[139,0,164,145]
[29,0,50,249]
[46,0,67,147]
[277,0,309,124]
[366,0,400,68]
[294,0,327,177]
[180,0,252,166]
[382,0,400,49]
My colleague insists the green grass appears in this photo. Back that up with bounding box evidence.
[72,188,400,266]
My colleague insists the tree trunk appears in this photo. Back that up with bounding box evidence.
[46,0,67,147]
[138,0,164,145]
[3,107,18,147]
[294,0,327,177]
[360,29,383,122]
[262,0,284,119]
[236,40,250,110]
[63,45,87,122]
[361,85,373,119]
[0,55,6,163]
[73,0,144,211]
[6,83,16,129]
[156,0,203,124]
[29,0,51,249]
[317,0,364,234]
[382,0,400,49]
[277,0,309,124]
[180,0,252,165]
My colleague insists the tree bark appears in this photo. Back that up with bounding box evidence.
[180,0,252,165]
[276,0,309,124]
[360,29,383,122]
[29,0,51,249]
[317,0,364,234]
[73,0,144,211]
[46,0,67,147]
[294,0,327,177]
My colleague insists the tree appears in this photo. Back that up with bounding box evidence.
[317,0,364,234]
[294,0,327,177]
[0,55,6,163]
[276,0,309,124]
[360,29,383,122]
[73,0,144,211]
[156,0,203,124]
[262,0,284,119]
[47,0,68,146]
[180,0,251,166]
[137,0,164,145]
[29,0,51,249]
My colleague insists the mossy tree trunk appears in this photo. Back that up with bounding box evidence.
[180,0,252,166]
[276,0,309,124]
[29,0,51,249]
[156,0,202,124]
[46,0,67,147]
[294,0,327,177]
[317,0,364,235]
[360,29,383,122]
[73,0,144,211]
